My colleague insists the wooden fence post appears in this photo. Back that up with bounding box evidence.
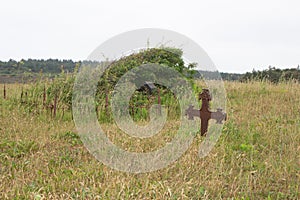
[43,86,46,105]
[3,84,6,99]
[131,105,135,119]
[53,94,57,118]
[20,88,23,102]
[105,90,109,114]
[157,88,161,115]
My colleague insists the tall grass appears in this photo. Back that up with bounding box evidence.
[2,72,196,123]
[0,80,299,199]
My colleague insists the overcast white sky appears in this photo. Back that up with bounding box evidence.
[0,0,300,73]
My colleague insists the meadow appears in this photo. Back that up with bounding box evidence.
[0,80,299,199]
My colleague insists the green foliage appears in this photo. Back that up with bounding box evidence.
[59,131,82,146]
[0,59,79,84]
[96,48,194,121]
[97,48,187,93]
[240,66,300,83]
[0,59,78,74]
[1,81,300,199]
[0,140,39,158]
[15,47,196,122]
[239,143,253,152]
[20,69,75,117]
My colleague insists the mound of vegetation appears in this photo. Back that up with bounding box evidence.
[97,47,194,92]
[21,47,198,121]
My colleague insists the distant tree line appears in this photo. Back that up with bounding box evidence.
[240,66,300,83]
[194,70,244,81]
[0,59,79,75]
[0,58,299,83]
[195,67,300,83]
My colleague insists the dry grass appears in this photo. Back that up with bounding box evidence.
[0,81,299,199]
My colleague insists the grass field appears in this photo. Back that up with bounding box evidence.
[0,81,299,199]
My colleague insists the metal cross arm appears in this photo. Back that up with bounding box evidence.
[185,89,227,136]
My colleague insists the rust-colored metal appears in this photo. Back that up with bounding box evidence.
[186,89,227,136]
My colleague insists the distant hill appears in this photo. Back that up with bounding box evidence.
[0,59,299,83]
[195,67,300,83]
[0,59,78,74]
[240,67,300,83]
[0,59,80,83]
[195,70,243,81]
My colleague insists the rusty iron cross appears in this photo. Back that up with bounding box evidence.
[185,89,227,136]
